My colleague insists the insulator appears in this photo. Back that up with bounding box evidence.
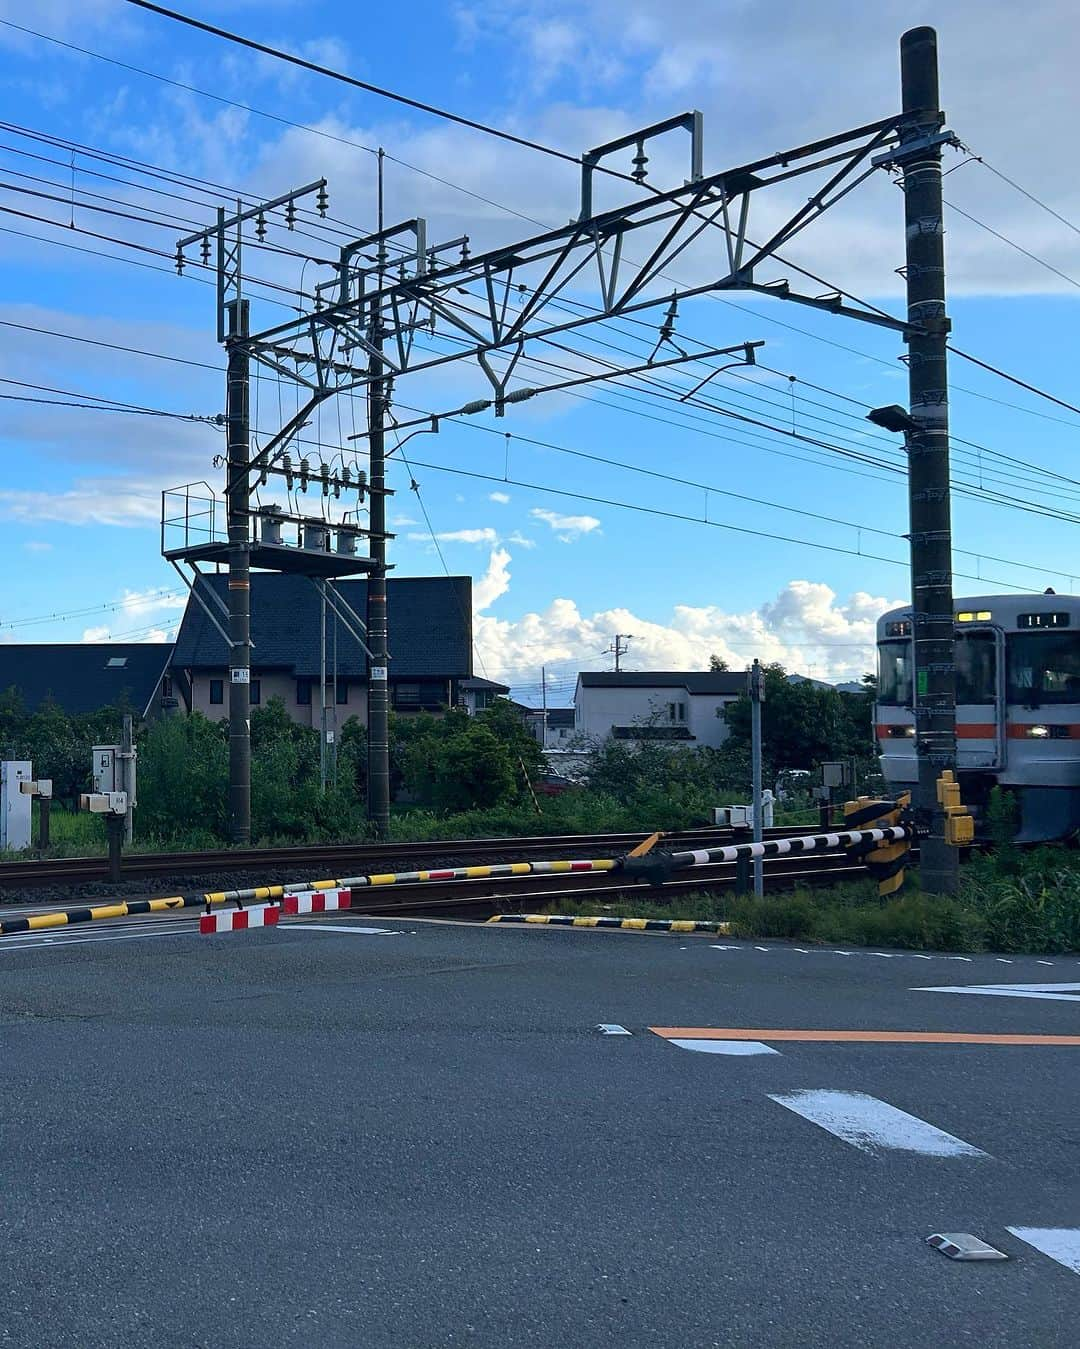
[333,482,341,500]
[200,237,211,265]
[282,452,293,490]
[174,247,185,275]
[341,466,351,487]
[299,456,310,491]
[631,139,648,184]
[285,201,297,231]
[255,211,267,241]
[320,461,330,496]
[316,185,329,217]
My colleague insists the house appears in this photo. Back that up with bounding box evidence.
[171,573,473,725]
[525,706,576,748]
[0,643,175,719]
[573,670,747,748]
[459,676,510,714]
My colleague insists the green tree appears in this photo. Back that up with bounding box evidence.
[137,712,228,840]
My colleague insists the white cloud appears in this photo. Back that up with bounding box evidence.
[23,540,52,553]
[408,526,498,545]
[391,514,419,527]
[489,491,511,504]
[0,479,161,527]
[506,531,537,549]
[474,579,904,688]
[474,547,513,611]
[530,507,601,540]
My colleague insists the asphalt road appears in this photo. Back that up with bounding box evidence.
[1,914,1078,1348]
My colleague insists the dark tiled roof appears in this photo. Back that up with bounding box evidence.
[171,574,473,679]
[461,676,510,693]
[544,708,575,728]
[577,670,747,695]
[0,644,171,716]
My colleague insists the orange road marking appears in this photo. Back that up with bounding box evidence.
[649,1027,1080,1045]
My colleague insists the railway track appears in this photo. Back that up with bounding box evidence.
[0,823,825,891]
[0,850,874,928]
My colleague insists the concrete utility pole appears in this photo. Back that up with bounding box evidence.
[750,658,764,897]
[366,334,391,837]
[607,634,632,673]
[319,588,328,792]
[541,665,548,746]
[225,297,251,845]
[900,26,958,894]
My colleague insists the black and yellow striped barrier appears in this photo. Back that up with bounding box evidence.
[487,914,732,933]
[0,894,189,936]
[842,796,912,897]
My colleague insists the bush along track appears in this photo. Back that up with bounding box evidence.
[536,847,1080,955]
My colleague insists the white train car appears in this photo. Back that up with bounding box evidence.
[876,593,1080,842]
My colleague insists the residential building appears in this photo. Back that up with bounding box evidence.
[0,643,176,719]
[171,573,473,726]
[459,676,510,714]
[573,670,747,748]
[525,706,576,748]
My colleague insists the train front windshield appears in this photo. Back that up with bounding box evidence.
[877,640,912,705]
[1008,632,1080,706]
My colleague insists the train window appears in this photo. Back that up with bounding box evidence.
[955,631,996,705]
[1017,612,1070,629]
[877,640,912,706]
[1007,633,1080,706]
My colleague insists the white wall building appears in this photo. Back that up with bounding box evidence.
[573,671,747,749]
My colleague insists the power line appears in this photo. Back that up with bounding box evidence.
[967,151,1080,240]
[9,20,1075,443]
[944,195,1080,291]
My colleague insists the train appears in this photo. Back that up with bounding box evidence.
[875,592,1080,842]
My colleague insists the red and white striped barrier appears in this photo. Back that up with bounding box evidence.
[199,904,280,934]
[281,888,355,915]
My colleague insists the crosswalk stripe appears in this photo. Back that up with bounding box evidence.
[667,1039,779,1056]
[1007,1228,1080,1274]
[768,1090,987,1157]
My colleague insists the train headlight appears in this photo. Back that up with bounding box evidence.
[904,725,916,737]
[1025,725,1050,739]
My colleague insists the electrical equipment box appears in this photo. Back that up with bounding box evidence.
[1,761,33,851]
[713,805,752,827]
[92,746,117,794]
[80,792,129,815]
[822,761,851,788]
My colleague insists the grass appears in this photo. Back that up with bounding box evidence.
[532,848,1080,955]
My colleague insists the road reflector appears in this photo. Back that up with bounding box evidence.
[927,1233,1008,1261]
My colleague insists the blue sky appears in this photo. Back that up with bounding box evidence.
[1,0,1077,706]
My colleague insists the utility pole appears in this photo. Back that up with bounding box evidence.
[750,658,764,897]
[541,664,548,747]
[900,26,957,895]
[606,634,632,673]
[366,334,391,837]
[319,587,328,792]
[225,297,251,844]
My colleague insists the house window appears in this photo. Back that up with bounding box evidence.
[161,676,173,698]
[296,679,312,705]
[475,689,494,710]
[678,702,687,722]
[250,679,261,706]
[667,702,677,722]
[394,683,421,707]
[336,681,348,705]
[209,679,224,705]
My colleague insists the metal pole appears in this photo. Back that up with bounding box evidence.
[541,664,548,747]
[366,331,391,836]
[900,26,957,894]
[320,588,327,791]
[225,297,251,844]
[119,713,134,845]
[750,658,764,897]
[332,608,339,788]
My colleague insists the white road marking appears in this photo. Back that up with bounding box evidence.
[709,945,744,951]
[768,1090,987,1158]
[916,982,1080,1003]
[670,1038,779,1056]
[1037,960,1055,967]
[1007,1227,1080,1275]
[996,958,1014,964]
[870,953,896,959]
[0,928,196,952]
[277,924,398,935]
[832,950,853,956]
[944,956,974,962]
[753,946,770,952]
